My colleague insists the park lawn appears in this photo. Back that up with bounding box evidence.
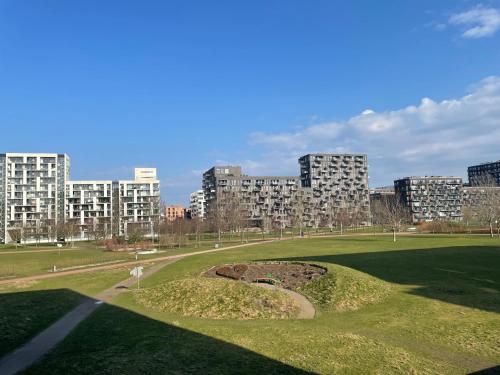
[19,235,500,374]
[0,237,280,279]
[0,265,134,357]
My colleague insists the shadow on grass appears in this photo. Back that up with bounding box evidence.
[272,246,500,313]
[0,289,84,357]
[0,289,311,374]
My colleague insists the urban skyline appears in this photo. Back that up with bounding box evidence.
[1,1,499,204]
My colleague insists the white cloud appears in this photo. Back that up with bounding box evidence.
[449,5,500,38]
[248,76,500,186]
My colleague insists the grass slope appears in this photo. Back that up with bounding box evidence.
[298,264,392,312]
[134,278,299,319]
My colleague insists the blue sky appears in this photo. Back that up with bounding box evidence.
[1,0,499,204]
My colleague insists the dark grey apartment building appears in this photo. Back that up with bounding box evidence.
[394,176,463,223]
[202,166,300,228]
[202,153,371,229]
[298,154,370,226]
[468,160,500,186]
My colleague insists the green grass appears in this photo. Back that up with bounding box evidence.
[134,278,299,319]
[0,238,280,279]
[5,235,500,374]
[297,264,392,312]
[0,266,130,357]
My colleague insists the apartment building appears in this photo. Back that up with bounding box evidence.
[369,186,395,202]
[65,180,113,240]
[0,153,69,243]
[202,153,371,229]
[203,166,301,228]
[117,168,161,237]
[394,176,463,223]
[299,154,371,226]
[0,153,160,243]
[189,190,206,219]
[165,205,186,221]
[468,161,500,186]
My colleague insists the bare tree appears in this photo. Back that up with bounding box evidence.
[333,207,351,235]
[371,195,410,242]
[127,223,147,248]
[208,191,229,245]
[291,191,307,238]
[7,227,22,248]
[473,175,500,238]
[461,205,474,233]
[21,223,34,245]
[45,219,57,244]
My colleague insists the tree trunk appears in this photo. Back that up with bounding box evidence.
[393,228,396,242]
[490,222,494,238]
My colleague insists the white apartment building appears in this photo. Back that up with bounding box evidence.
[189,189,205,219]
[117,168,161,237]
[0,153,69,243]
[0,153,160,243]
[65,180,113,240]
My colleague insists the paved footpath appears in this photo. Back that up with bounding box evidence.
[254,283,315,319]
[0,240,277,375]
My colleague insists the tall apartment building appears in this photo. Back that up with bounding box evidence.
[65,180,113,240]
[117,168,161,237]
[299,154,370,226]
[0,154,160,243]
[468,161,500,186]
[189,189,206,219]
[202,153,370,228]
[203,166,300,228]
[0,153,70,243]
[394,176,463,223]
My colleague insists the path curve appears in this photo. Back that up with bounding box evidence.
[0,240,278,286]
[253,283,315,319]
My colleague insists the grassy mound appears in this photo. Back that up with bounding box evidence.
[298,264,392,312]
[134,278,299,319]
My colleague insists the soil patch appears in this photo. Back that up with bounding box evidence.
[204,262,327,290]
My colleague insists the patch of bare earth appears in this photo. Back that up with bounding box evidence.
[203,262,327,290]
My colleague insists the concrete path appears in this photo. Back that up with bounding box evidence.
[254,283,315,319]
[0,258,179,375]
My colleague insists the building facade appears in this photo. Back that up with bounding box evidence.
[0,153,70,243]
[189,190,206,219]
[203,166,300,228]
[298,154,370,226]
[394,176,463,223]
[0,154,160,243]
[202,153,371,229]
[117,168,161,237]
[65,180,113,240]
[369,186,395,203]
[165,205,187,221]
[468,161,500,186]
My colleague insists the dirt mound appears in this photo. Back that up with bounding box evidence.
[216,264,248,280]
[205,262,327,290]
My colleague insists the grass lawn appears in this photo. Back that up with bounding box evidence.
[0,264,133,357]
[0,236,282,279]
[4,235,500,374]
